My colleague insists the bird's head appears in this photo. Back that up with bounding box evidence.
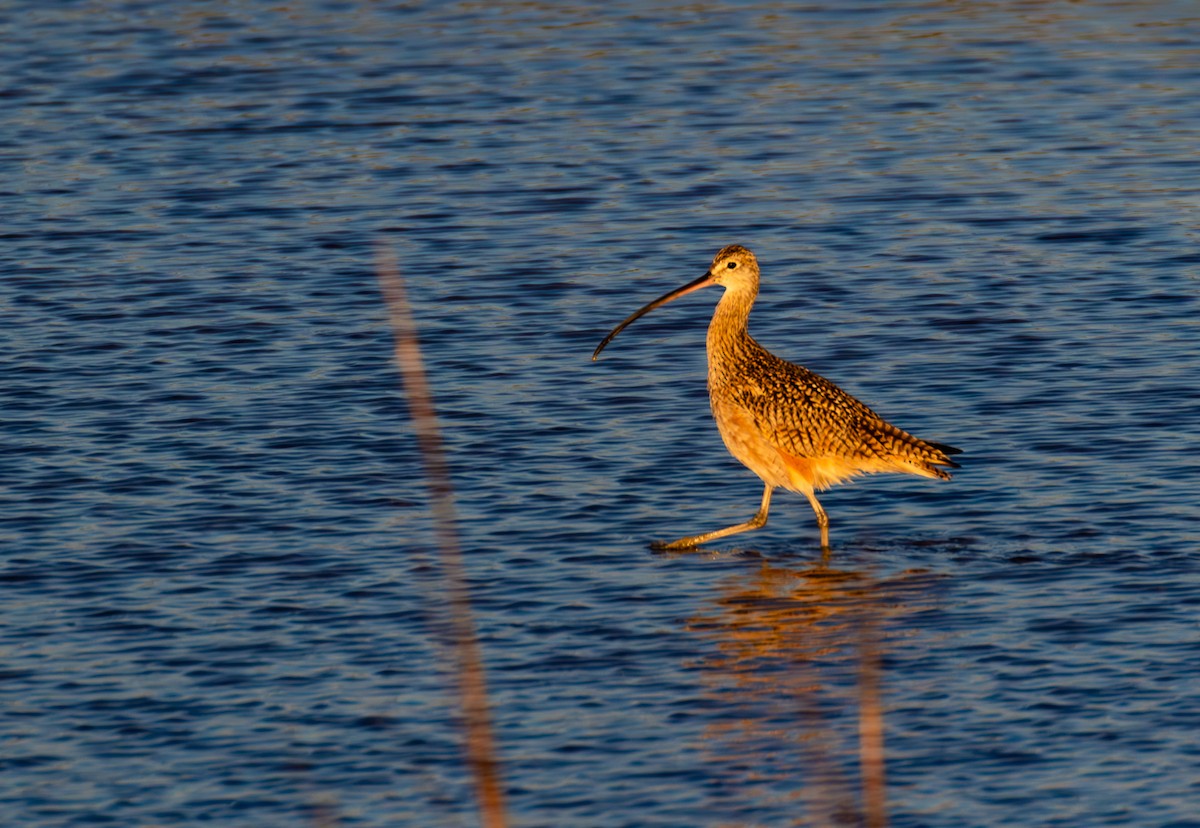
[592,244,759,361]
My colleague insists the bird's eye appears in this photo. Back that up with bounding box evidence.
[727,262,738,269]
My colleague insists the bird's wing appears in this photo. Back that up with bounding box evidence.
[732,363,877,458]
[732,360,956,481]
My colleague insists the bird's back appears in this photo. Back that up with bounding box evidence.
[708,335,958,492]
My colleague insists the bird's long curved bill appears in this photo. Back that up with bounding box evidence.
[592,270,716,360]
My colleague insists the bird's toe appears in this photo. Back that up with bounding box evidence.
[649,538,697,552]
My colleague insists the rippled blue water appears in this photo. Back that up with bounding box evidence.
[3,1,1199,825]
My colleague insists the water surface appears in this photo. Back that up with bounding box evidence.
[2,1,1199,825]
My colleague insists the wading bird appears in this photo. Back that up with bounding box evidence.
[593,244,961,550]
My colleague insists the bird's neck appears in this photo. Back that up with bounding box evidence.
[706,285,757,364]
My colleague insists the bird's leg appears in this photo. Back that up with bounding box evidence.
[652,485,773,551]
[802,489,830,550]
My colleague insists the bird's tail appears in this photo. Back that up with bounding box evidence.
[926,440,963,466]
[868,421,962,480]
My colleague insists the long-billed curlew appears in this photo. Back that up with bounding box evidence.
[593,244,961,550]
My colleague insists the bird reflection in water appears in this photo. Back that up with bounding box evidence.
[685,556,939,827]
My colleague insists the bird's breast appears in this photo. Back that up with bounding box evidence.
[707,391,793,490]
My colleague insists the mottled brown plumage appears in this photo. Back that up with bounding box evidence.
[593,244,961,549]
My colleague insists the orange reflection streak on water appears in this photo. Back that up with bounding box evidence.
[688,559,936,827]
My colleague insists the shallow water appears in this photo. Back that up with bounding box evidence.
[2,1,1199,825]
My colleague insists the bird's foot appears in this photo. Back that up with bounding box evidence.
[649,537,699,552]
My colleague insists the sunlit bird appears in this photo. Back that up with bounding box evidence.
[593,244,961,550]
